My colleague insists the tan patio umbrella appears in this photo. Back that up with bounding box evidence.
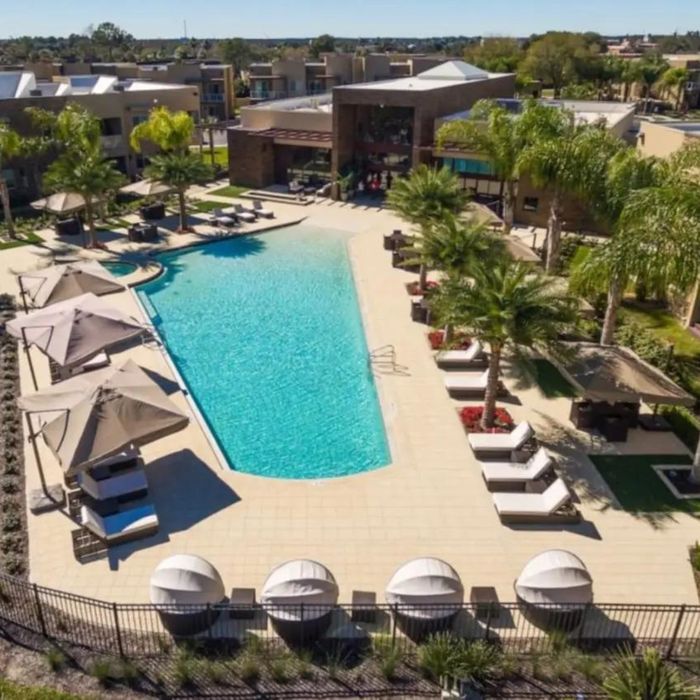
[6,293,144,389]
[119,179,172,198]
[552,342,694,406]
[18,260,125,309]
[18,359,190,475]
[31,192,100,215]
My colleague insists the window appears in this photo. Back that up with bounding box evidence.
[523,197,539,212]
[132,114,147,126]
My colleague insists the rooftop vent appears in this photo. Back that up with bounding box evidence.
[113,82,127,92]
[29,88,43,97]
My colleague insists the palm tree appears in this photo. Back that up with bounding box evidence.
[129,106,195,154]
[660,67,690,111]
[144,152,212,232]
[0,123,21,239]
[620,60,641,102]
[519,120,622,274]
[636,55,670,113]
[572,144,700,346]
[44,149,124,249]
[444,260,577,429]
[603,648,693,700]
[387,165,469,288]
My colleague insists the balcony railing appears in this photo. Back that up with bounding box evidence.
[202,93,225,103]
[250,89,288,101]
[100,135,124,151]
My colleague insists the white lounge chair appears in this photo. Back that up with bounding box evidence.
[468,421,534,455]
[51,351,110,383]
[80,502,159,543]
[234,204,256,223]
[444,369,493,396]
[480,448,553,490]
[77,465,148,501]
[435,341,485,368]
[211,208,237,227]
[491,478,579,523]
[252,200,274,218]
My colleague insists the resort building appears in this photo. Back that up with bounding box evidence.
[663,54,700,109]
[247,52,454,102]
[1,60,235,121]
[0,71,200,202]
[637,118,700,158]
[228,60,516,191]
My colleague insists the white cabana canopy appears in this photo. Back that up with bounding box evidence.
[385,557,464,620]
[261,559,339,622]
[150,554,225,607]
[515,549,593,608]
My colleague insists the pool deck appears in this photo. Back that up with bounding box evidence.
[3,186,700,606]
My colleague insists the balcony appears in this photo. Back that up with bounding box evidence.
[100,135,124,151]
[202,93,225,103]
[250,89,288,101]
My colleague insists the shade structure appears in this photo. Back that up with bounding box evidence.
[261,559,338,643]
[385,557,464,620]
[18,261,125,308]
[553,342,693,406]
[515,550,593,631]
[18,359,189,475]
[31,192,99,215]
[120,179,172,198]
[150,554,225,635]
[6,293,144,368]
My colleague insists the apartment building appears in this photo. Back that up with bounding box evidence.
[0,71,200,202]
[637,118,700,157]
[229,61,515,190]
[2,60,235,121]
[663,54,700,109]
[247,53,452,102]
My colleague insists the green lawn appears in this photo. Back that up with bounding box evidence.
[0,231,44,251]
[208,185,248,198]
[0,679,84,699]
[528,359,579,398]
[194,145,229,168]
[188,200,225,213]
[590,454,699,516]
[96,218,131,231]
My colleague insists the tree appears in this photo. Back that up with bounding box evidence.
[130,106,195,154]
[386,165,469,288]
[463,38,523,73]
[636,54,669,112]
[0,123,21,240]
[603,648,693,700]
[90,22,134,61]
[571,143,700,346]
[519,118,622,273]
[443,260,576,429]
[620,60,641,102]
[217,38,252,77]
[660,66,690,110]
[44,105,124,249]
[309,34,335,59]
[436,99,568,235]
[520,32,594,97]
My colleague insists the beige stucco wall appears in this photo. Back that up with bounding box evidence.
[637,121,694,158]
[239,105,332,132]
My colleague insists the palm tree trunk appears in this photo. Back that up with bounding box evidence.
[600,274,622,346]
[209,127,216,167]
[444,324,454,345]
[480,344,502,431]
[692,435,700,484]
[178,189,188,232]
[0,177,16,240]
[84,201,98,248]
[419,263,428,290]
[544,190,563,275]
[503,181,515,235]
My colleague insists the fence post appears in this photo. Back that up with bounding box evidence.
[391,604,398,647]
[667,604,686,659]
[484,603,492,643]
[206,603,213,640]
[577,603,590,645]
[112,603,125,658]
[32,584,47,637]
[300,603,305,647]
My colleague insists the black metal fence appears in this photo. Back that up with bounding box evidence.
[1,571,700,660]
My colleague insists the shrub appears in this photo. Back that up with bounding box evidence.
[373,635,404,681]
[660,406,699,451]
[268,655,293,684]
[89,658,115,687]
[296,649,316,680]
[1,478,19,495]
[417,632,462,683]
[237,653,261,683]
[1,533,24,554]
[201,659,227,685]
[691,543,700,572]
[603,647,693,699]
[2,512,21,531]
[459,406,513,433]
[173,649,198,688]
[44,646,67,672]
[456,640,503,682]
[3,555,25,576]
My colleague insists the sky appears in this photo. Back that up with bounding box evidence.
[2,0,699,39]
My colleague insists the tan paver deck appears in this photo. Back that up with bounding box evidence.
[3,193,699,606]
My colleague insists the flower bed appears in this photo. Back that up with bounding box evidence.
[428,329,472,350]
[406,280,439,296]
[459,406,514,434]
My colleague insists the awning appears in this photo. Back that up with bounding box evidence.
[31,192,100,215]
[552,342,694,406]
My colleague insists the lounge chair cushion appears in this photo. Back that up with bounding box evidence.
[480,448,552,483]
[468,421,534,452]
[77,466,148,501]
[444,369,489,391]
[234,204,256,222]
[252,201,274,217]
[492,478,571,516]
[81,504,158,541]
[436,341,483,365]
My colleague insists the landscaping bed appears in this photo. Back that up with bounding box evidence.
[427,329,471,351]
[458,406,514,434]
[0,294,28,578]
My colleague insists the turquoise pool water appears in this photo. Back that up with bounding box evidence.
[103,260,138,277]
[137,224,390,479]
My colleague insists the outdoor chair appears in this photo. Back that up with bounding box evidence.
[211,208,237,227]
[468,421,534,455]
[76,460,148,502]
[480,448,554,491]
[435,341,486,369]
[491,478,579,524]
[252,200,274,218]
[50,351,110,384]
[80,502,159,544]
[233,204,256,223]
[444,368,503,397]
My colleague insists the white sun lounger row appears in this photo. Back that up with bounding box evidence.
[491,478,578,523]
[435,340,485,368]
[480,447,553,490]
[80,503,159,543]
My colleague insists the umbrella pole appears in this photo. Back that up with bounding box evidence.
[25,412,49,498]
[20,327,39,391]
[18,276,29,314]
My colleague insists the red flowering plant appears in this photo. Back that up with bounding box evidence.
[459,406,513,434]
[406,280,440,296]
[427,329,472,350]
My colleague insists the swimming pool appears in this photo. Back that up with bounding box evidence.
[137,224,390,479]
[103,260,138,277]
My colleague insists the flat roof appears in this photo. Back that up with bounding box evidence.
[666,122,700,136]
